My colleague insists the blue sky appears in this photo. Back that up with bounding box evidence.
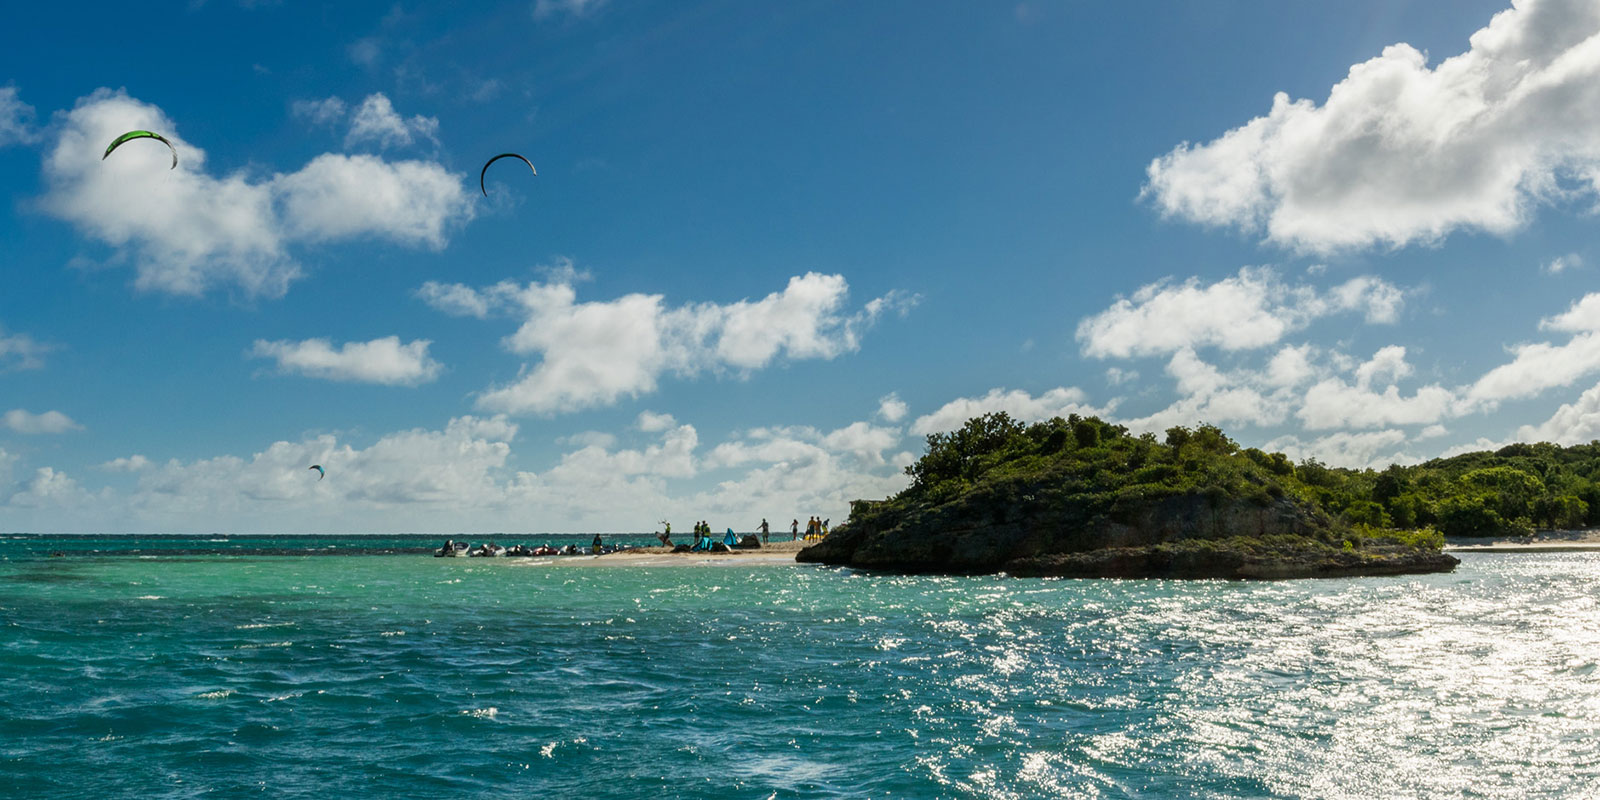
[5,0,1600,533]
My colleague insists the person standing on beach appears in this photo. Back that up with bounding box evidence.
[791,519,799,541]
[759,518,770,544]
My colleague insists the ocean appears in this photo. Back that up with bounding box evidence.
[1,536,1596,798]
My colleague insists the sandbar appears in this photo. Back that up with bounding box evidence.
[504,539,810,567]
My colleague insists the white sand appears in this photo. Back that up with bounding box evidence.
[506,539,812,567]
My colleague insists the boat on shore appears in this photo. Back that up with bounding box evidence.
[434,541,469,557]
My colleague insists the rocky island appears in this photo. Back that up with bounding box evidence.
[799,413,1458,579]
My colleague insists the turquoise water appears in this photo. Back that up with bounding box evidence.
[2,540,1597,798]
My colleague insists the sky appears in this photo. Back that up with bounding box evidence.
[5,0,1600,533]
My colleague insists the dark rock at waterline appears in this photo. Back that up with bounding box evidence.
[799,489,1457,580]
[1004,542,1459,580]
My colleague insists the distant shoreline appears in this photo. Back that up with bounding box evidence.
[515,539,810,566]
[1446,530,1600,552]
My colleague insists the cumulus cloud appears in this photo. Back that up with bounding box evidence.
[1076,267,1405,358]
[344,93,439,150]
[41,89,474,298]
[1263,429,1417,470]
[1144,0,1600,252]
[1466,291,1600,406]
[291,96,348,126]
[1517,380,1600,444]
[101,455,152,472]
[0,85,39,146]
[416,280,492,318]
[1119,348,1296,433]
[10,402,917,531]
[911,387,1109,436]
[1544,253,1584,274]
[3,409,82,435]
[6,467,95,509]
[1298,378,1457,430]
[0,325,52,371]
[636,411,676,432]
[422,270,915,415]
[249,336,443,385]
[877,393,908,422]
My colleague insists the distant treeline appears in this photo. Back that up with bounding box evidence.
[899,413,1597,539]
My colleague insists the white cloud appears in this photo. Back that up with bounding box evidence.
[1119,349,1294,433]
[291,96,348,126]
[249,336,443,385]
[344,93,439,150]
[1298,379,1457,430]
[876,393,908,422]
[1298,346,1456,430]
[101,455,152,472]
[1354,344,1413,388]
[0,325,52,371]
[822,421,901,466]
[1542,292,1600,333]
[636,411,676,432]
[6,467,94,509]
[1105,367,1139,387]
[556,431,617,449]
[1144,0,1600,252]
[274,154,467,247]
[0,85,39,146]
[425,270,914,415]
[1517,380,1600,444]
[2,409,82,435]
[1264,344,1317,388]
[2,411,911,532]
[1263,430,1416,470]
[1467,292,1600,405]
[1544,253,1584,274]
[416,280,492,318]
[41,89,474,298]
[911,387,1109,436]
[1076,267,1405,359]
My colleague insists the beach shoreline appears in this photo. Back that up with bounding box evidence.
[502,539,811,566]
[1446,529,1600,552]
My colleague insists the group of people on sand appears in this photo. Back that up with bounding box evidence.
[801,517,829,541]
[651,515,831,547]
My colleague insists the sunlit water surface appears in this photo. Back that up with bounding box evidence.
[1,540,1596,799]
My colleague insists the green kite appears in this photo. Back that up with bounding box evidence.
[103,130,178,170]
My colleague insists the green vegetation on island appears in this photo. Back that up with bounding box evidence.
[800,413,1461,579]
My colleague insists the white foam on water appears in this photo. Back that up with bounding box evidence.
[380,630,405,637]
[462,707,498,719]
[235,621,294,630]
[196,689,233,700]
[135,595,163,600]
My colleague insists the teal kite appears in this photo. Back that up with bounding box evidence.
[103,130,178,170]
[309,464,324,480]
[480,153,536,196]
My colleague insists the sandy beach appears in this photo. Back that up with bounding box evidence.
[507,539,812,567]
[1445,530,1600,553]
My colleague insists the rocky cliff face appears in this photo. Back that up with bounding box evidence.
[798,479,1458,579]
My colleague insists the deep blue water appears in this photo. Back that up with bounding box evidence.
[1,538,1596,798]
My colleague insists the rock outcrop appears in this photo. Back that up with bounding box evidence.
[799,482,1458,579]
